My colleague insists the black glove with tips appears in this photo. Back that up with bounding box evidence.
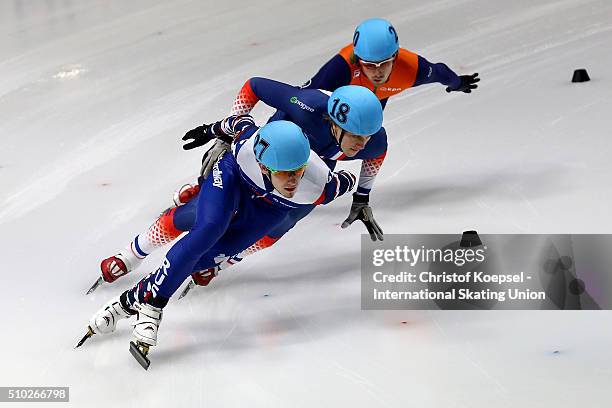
[341,193,384,242]
[182,123,218,150]
[446,73,480,93]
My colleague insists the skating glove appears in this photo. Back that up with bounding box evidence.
[182,123,218,150]
[446,73,479,93]
[341,193,384,242]
[200,137,232,178]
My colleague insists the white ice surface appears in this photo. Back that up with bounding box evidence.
[1,1,612,407]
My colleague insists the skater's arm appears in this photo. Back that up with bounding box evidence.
[351,127,388,195]
[316,170,357,205]
[413,55,461,89]
[230,77,308,118]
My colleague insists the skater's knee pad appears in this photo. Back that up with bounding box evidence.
[146,208,183,246]
[243,235,279,256]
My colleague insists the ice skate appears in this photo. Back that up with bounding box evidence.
[178,267,218,299]
[87,249,143,294]
[75,295,133,348]
[130,302,163,370]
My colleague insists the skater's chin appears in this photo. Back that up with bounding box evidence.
[342,148,360,157]
[279,188,297,198]
[278,184,299,197]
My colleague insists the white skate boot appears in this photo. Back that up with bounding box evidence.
[129,302,163,370]
[89,295,133,335]
[132,302,163,346]
[75,295,134,349]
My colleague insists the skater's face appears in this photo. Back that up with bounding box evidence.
[359,54,396,85]
[260,164,307,198]
[332,123,371,157]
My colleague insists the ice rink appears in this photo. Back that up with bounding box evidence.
[1,0,612,406]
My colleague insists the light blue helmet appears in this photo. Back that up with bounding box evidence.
[253,120,310,171]
[327,86,383,136]
[353,18,399,62]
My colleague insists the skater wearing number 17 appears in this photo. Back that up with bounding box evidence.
[77,117,360,369]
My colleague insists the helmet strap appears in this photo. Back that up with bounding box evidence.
[263,169,276,192]
[332,123,346,148]
[338,129,346,147]
[258,163,275,191]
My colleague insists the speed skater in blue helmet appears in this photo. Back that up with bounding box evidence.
[352,18,400,86]
[327,85,383,157]
[353,18,399,63]
[301,17,479,96]
[253,120,311,198]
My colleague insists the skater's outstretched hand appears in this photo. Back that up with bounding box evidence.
[182,123,217,150]
[446,73,480,93]
[341,193,384,242]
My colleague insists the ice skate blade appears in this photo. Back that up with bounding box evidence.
[75,326,94,349]
[86,277,104,295]
[178,281,195,299]
[129,341,150,370]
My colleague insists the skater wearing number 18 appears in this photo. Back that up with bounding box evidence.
[185,17,479,264]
